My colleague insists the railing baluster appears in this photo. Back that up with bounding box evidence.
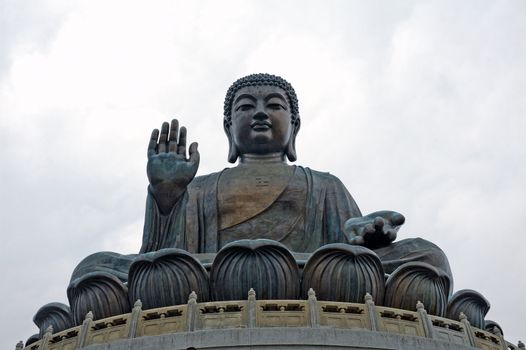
[416,301,436,339]
[186,291,198,332]
[75,311,93,349]
[364,293,379,331]
[128,299,143,338]
[307,288,319,328]
[247,288,256,328]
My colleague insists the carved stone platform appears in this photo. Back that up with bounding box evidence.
[83,328,482,350]
[24,294,516,350]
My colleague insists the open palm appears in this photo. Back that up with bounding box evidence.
[147,119,199,214]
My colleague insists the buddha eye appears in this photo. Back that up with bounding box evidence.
[235,103,254,112]
[267,103,284,110]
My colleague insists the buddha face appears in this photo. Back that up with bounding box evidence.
[228,85,298,159]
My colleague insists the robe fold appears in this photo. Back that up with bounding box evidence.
[71,166,452,285]
[139,166,362,254]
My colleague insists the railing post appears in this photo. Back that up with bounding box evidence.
[40,325,53,350]
[128,299,143,338]
[416,301,436,339]
[76,311,93,349]
[186,291,198,332]
[364,293,379,331]
[307,288,319,328]
[489,325,508,350]
[459,312,476,347]
[247,288,257,328]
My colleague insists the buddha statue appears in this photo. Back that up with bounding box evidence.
[67,73,453,324]
[140,73,450,276]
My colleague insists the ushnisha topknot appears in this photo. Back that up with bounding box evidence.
[223,73,300,125]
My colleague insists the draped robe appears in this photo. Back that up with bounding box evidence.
[72,165,452,283]
[140,166,361,254]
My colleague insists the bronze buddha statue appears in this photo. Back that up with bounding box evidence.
[67,73,453,325]
[139,73,450,277]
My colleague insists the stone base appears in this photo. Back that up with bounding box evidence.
[85,327,477,350]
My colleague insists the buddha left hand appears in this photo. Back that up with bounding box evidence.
[344,211,405,249]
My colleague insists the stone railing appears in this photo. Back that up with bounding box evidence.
[21,289,521,350]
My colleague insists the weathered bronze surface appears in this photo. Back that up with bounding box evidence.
[139,74,448,271]
[210,239,300,301]
[301,244,385,303]
[384,262,451,316]
[32,302,74,338]
[128,248,209,309]
[447,289,491,329]
[64,73,454,316]
[139,73,451,276]
[67,271,130,325]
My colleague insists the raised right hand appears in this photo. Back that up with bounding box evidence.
[147,119,199,214]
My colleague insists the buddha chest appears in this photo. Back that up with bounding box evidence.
[217,164,307,247]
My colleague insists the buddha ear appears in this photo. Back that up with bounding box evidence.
[224,120,239,163]
[286,117,301,162]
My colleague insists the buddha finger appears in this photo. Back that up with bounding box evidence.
[148,129,159,157]
[366,224,377,241]
[158,122,169,153]
[188,142,200,165]
[178,127,187,156]
[168,119,179,153]
[386,228,397,241]
[363,223,375,238]
[373,216,384,230]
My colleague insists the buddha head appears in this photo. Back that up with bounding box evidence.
[223,73,301,163]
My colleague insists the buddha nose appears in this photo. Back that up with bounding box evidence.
[253,107,269,121]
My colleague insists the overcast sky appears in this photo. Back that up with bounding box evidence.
[1,0,525,347]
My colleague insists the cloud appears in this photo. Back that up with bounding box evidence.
[0,0,73,81]
[1,0,525,346]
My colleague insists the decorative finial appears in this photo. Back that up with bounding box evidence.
[459,312,467,321]
[518,340,525,349]
[248,288,256,300]
[134,299,142,308]
[86,311,93,320]
[45,325,54,335]
[308,288,317,300]
[416,300,425,310]
[364,293,373,303]
[15,340,23,350]
[188,291,197,304]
